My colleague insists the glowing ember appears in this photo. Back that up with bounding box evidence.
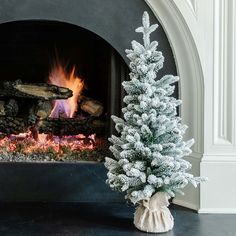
[48,62,84,118]
[0,131,96,156]
[38,133,48,143]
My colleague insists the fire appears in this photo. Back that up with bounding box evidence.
[0,131,96,155]
[48,62,84,118]
[0,61,103,162]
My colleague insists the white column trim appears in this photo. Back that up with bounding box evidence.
[212,0,236,149]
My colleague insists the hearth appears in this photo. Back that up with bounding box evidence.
[0,21,128,163]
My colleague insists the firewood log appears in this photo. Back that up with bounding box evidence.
[0,116,28,134]
[0,80,73,100]
[0,99,19,116]
[35,100,52,119]
[80,96,104,117]
[37,117,106,136]
[4,99,19,116]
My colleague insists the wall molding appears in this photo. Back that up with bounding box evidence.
[202,154,236,162]
[185,0,197,17]
[213,0,236,148]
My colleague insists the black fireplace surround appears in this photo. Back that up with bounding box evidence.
[0,0,176,202]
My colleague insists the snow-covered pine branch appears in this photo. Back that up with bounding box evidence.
[105,11,207,205]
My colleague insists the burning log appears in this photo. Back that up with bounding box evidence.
[35,100,52,119]
[0,116,28,134]
[80,96,104,117]
[37,117,106,136]
[0,80,73,100]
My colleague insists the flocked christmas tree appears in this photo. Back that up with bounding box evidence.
[105,12,206,205]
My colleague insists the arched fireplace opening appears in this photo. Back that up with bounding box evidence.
[0,20,129,162]
[0,0,179,203]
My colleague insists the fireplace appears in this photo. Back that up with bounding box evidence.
[0,0,177,202]
[0,20,128,163]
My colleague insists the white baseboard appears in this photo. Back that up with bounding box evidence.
[198,208,236,214]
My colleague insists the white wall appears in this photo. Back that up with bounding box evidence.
[146,0,236,213]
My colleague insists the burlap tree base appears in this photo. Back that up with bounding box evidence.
[134,192,174,233]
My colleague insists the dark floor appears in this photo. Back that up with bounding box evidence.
[0,203,235,236]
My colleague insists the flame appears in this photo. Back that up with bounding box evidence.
[0,61,102,161]
[38,133,48,143]
[49,63,84,118]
